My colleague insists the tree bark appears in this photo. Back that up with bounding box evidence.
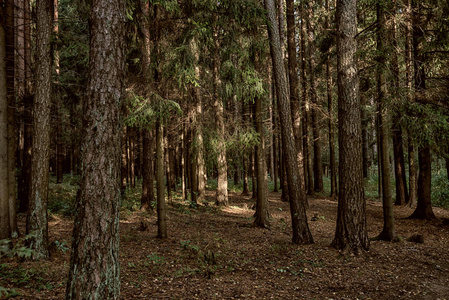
[141,128,154,211]
[408,1,435,220]
[305,3,323,193]
[156,122,167,238]
[264,0,313,245]
[375,1,395,241]
[27,0,53,260]
[326,0,337,199]
[213,28,228,206]
[0,5,11,241]
[65,0,125,297]
[332,0,369,253]
[286,0,306,199]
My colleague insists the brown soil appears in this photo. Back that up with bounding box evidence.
[1,191,449,299]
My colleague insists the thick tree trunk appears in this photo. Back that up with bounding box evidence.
[265,0,313,245]
[408,1,434,220]
[332,0,369,253]
[65,0,125,297]
[410,145,435,219]
[156,122,167,238]
[27,0,53,260]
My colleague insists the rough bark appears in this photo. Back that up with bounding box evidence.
[254,93,269,228]
[332,0,369,253]
[326,0,337,199]
[156,122,167,238]
[408,1,435,220]
[213,29,228,206]
[299,2,313,195]
[305,4,323,193]
[264,0,313,245]
[375,2,395,241]
[0,5,11,241]
[26,0,53,260]
[286,0,305,197]
[65,0,125,297]
[141,128,155,211]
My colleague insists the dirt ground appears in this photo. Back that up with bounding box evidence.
[1,191,449,299]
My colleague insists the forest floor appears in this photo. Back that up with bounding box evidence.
[1,190,449,299]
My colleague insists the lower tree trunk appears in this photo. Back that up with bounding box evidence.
[254,95,269,228]
[392,125,409,205]
[408,139,417,207]
[156,122,167,238]
[141,128,154,211]
[409,145,435,219]
[265,0,313,245]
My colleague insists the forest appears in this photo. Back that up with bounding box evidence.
[1,0,449,298]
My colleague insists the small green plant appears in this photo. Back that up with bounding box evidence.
[54,240,69,253]
[0,233,37,259]
[146,253,165,265]
[180,240,199,252]
[0,286,19,298]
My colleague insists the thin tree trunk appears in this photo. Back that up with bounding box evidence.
[213,28,228,206]
[408,138,417,207]
[265,0,313,245]
[156,122,167,238]
[332,0,369,253]
[254,93,269,228]
[286,0,306,200]
[0,7,11,241]
[326,0,337,198]
[305,4,323,193]
[27,0,53,260]
[375,1,395,241]
[141,128,154,211]
[6,0,18,237]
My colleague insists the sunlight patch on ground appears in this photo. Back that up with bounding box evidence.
[221,205,251,215]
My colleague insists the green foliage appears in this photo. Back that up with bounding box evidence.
[431,171,449,208]
[0,286,19,298]
[48,175,79,216]
[0,233,37,259]
[124,91,182,128]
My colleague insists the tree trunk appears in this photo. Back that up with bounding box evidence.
[141,128,154,211]
[408,1,435,220]
[6,0,18,237]
[326,0,337,199]
[375,1,395,241]
[264,0,313,245]
[332,0,369,253]
[286,0,306,199]
[254,93,269,228]
[213,29,228,206]
[299,3,313,196]
[0,7,11,241]
[408,138,417,207]
[27,0,53,260]
[65,0,125,297]
[156,122,167,238]
[305,4,323,193]
[410,145,435,219]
